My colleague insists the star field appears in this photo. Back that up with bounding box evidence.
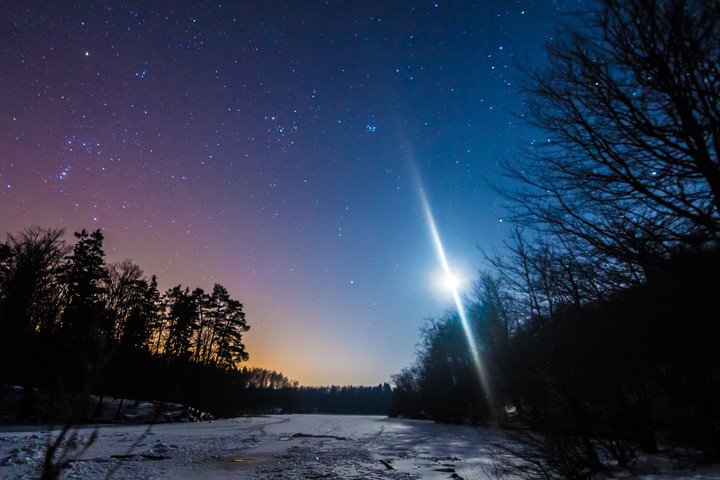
[1,1,580,386]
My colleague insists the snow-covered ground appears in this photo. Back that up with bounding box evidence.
[1,415,718,479]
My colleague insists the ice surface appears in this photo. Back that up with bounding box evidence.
[0,415,718,479]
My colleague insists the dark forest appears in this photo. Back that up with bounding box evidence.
[390,0,720,477]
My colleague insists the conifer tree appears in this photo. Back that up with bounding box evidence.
[60,229,108,342]
[163,285,197,360]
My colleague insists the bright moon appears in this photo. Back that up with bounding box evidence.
[442,272,465,293]
[433,269,468,297]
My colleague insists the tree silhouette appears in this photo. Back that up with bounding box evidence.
[191,287,211,363]
[163,285,198,360]
[103,261,161,350]
[504,0,720,280]
[413,315,490,423]
[207,284,249,368]
[389,366,422,418]
[105,259,145,343]
[59,229,109,342]
[0,227,68,336]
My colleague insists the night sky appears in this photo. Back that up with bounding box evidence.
[1,1,582,386]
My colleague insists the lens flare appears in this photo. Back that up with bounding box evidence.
[414,174,494,415]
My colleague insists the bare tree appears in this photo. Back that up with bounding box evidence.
[105,259,145,342]
[504,0,720,281]
[0,227,68,335]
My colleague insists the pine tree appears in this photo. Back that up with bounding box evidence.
[163,285,198,360]
[59,229,108,342]
[214,296,249,368]
[204,284,249,369]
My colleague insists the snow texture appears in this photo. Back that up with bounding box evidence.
[1,415,718,479]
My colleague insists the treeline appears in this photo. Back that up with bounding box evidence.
[0,227,395,419]
[0,228,250,366]
[236,384,393,415]
[0,226,275,418]
[392,253,720,464]
[392,0,720,478]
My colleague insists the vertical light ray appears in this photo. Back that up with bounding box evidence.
[413,168,494,414]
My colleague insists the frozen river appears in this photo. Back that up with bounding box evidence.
[0,414,503,479]
[2,414,718,479]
